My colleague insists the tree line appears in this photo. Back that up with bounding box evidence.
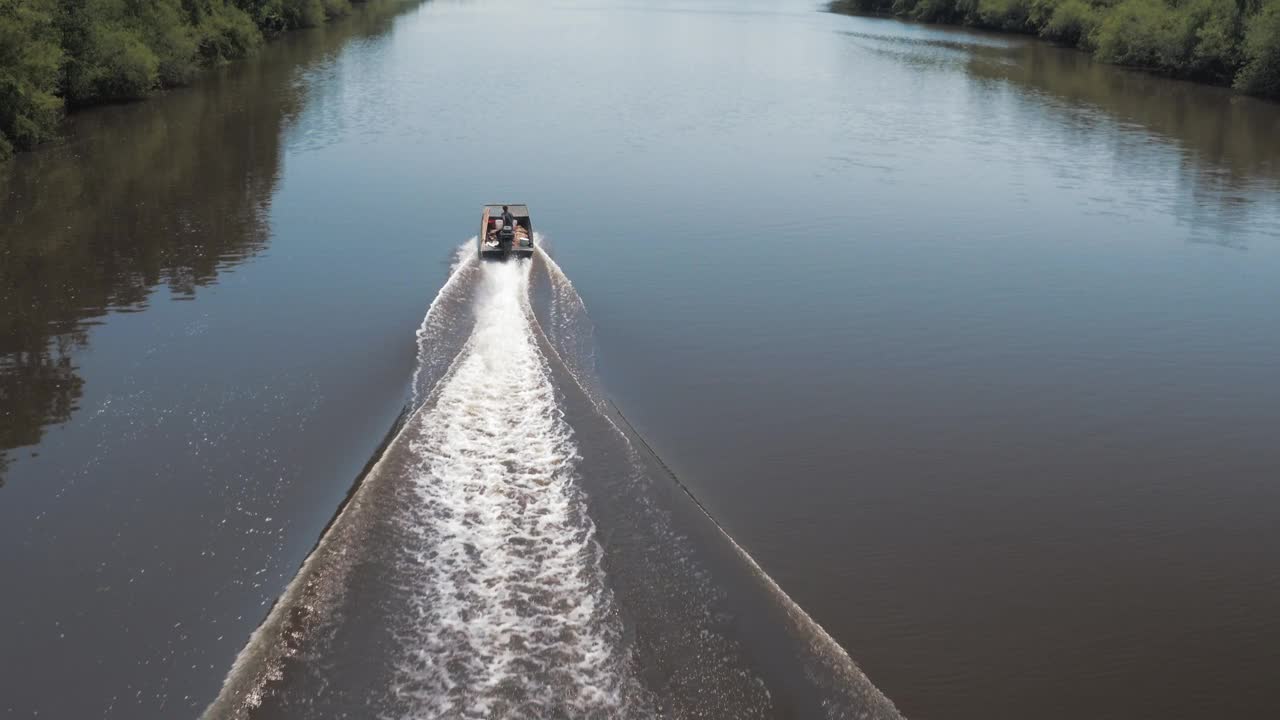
[0,0,418,486]
[0,0,372,160]
[831,0,1280,99]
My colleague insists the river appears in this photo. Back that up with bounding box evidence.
[2,1,1278,718]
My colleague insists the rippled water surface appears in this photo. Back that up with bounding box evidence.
[2,1,1279,718]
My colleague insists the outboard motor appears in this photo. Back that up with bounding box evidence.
[498,221,515,250]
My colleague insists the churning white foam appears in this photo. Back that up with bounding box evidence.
[389,259,647,718]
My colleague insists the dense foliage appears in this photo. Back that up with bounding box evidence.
[831,0,1280,99]
[0,0,363,159]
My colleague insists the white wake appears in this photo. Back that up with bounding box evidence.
[389,259,647,718]
[203,240,898,720]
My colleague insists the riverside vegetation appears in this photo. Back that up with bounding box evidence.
[6,1,1275,161]
[831,0,1280,99]
[0,0,379,160]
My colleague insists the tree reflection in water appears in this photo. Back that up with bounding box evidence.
[0,1,418,483]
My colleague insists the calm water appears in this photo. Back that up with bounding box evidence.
[2,0,1279,718]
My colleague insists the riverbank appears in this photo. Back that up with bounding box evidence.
[0,0,411,160]
[829,0,1280,100]
[3,1,1279,717]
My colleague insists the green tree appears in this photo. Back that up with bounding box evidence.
[1041,0,1102,45]
[233,0,288,33]
[60,0,176,104]
[1235,0,1280,96]
[1182,0,1243,82]
[187,0,263,63]
[233,0,350,33]
[829,0,1279,96]
[0,0,64,158]
[975,0,1035,31]
[1091,0,1186,72]
[0,0,390,160]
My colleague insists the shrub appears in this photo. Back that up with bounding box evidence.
[829,0,1274,95]
[140,0,200,85]
[0,0,64,155]
[1,0,371,160]
[910,0,961,22]
[1179,0,1242,82]
[197,3,263,63]
[1090,0,1186,71]
[89,26,161,100]
[282,0,326,29]
[1041,0,1101,46]
[974,0,1035,32]
[61,1,167,104]
[235,0,281,34]
[321,0,354,19]
[232,0,349,34]
[1234,0,1280,96]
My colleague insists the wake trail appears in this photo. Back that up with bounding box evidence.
[412,241,480,409]
[204,238,901,720]
[389,258,648,718]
